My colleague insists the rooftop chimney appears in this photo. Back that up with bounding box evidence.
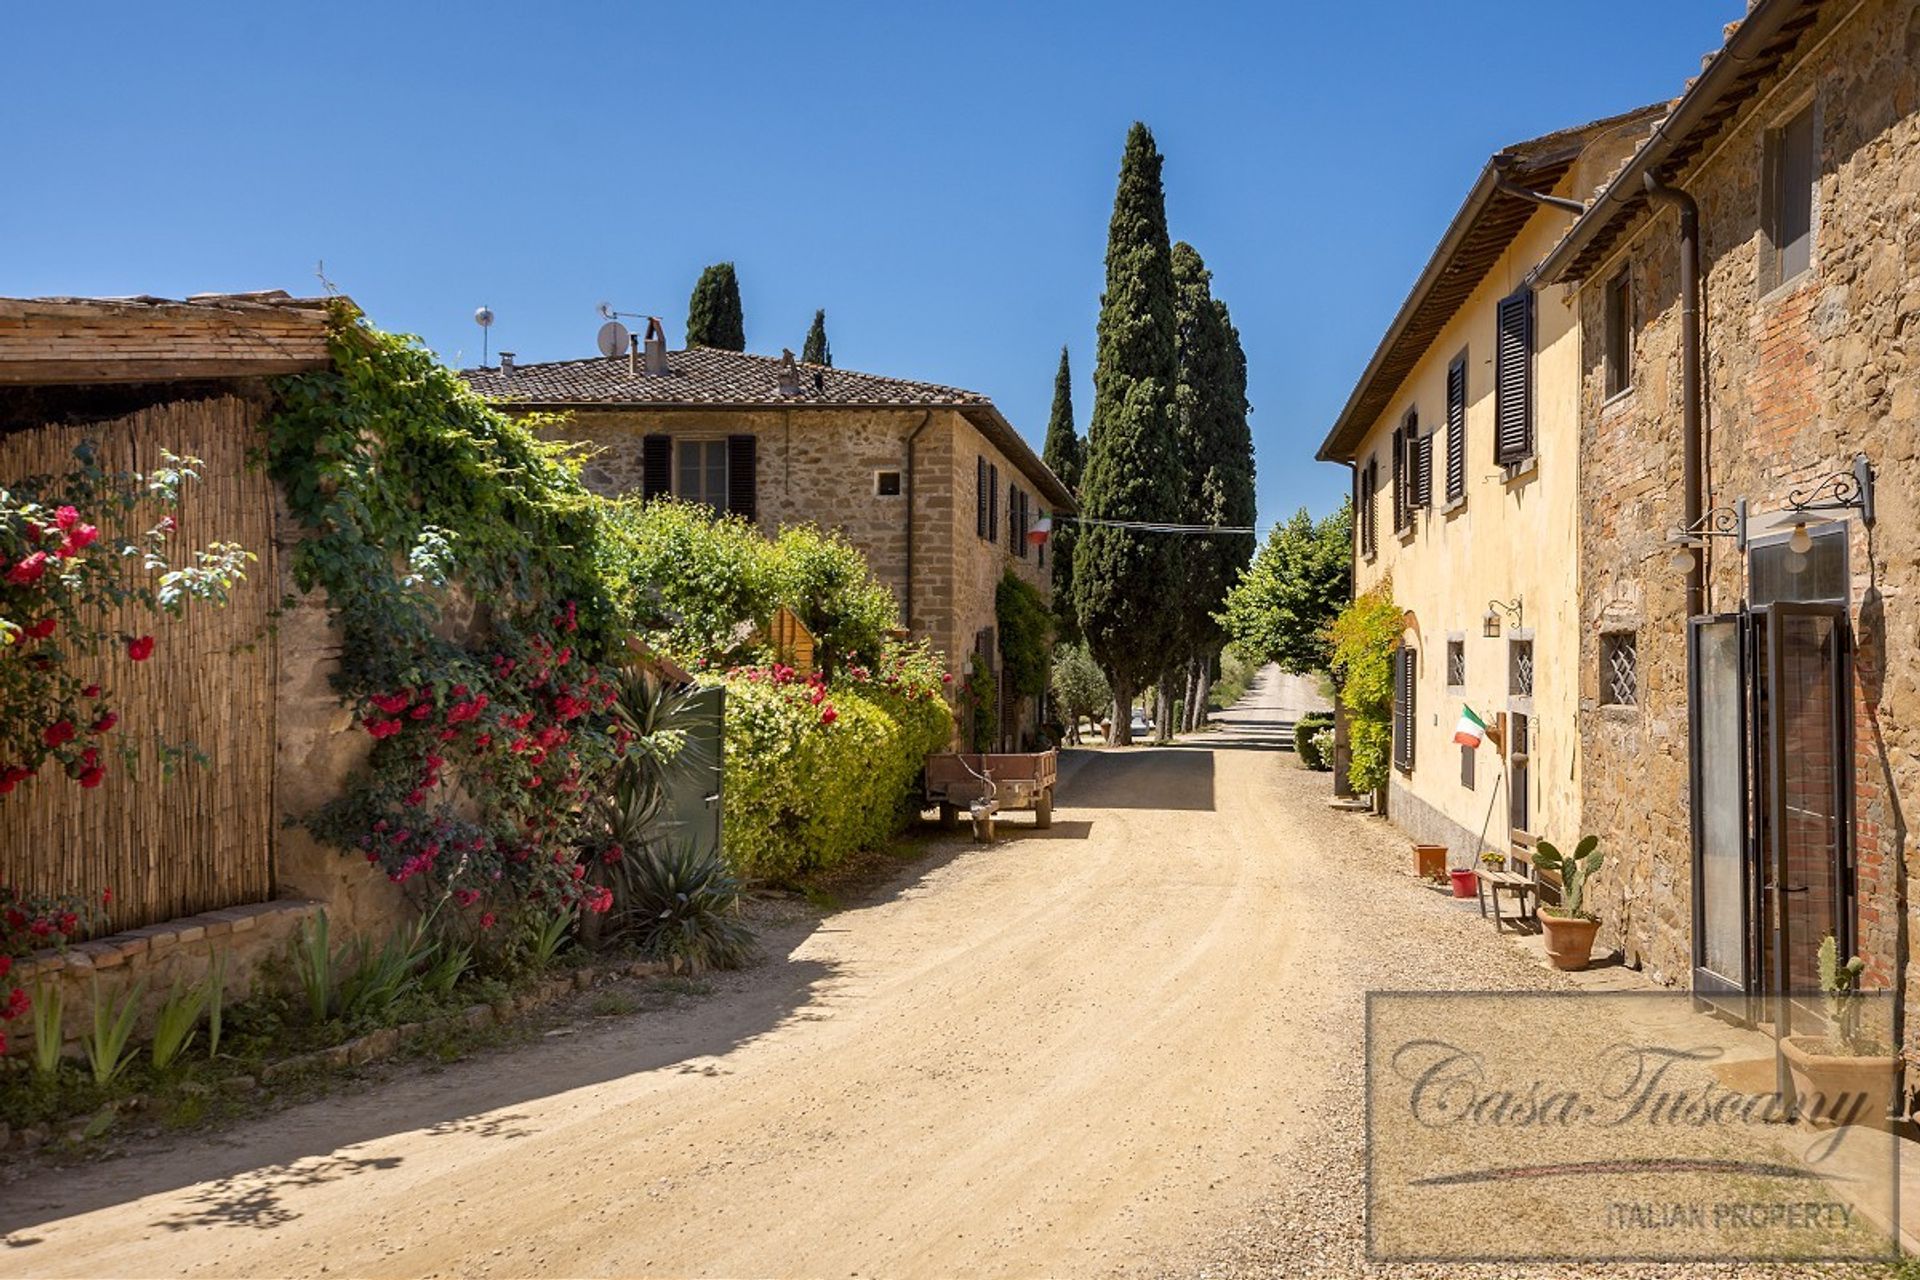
[499,351,515,376]
[776,348,801,397]
[643,317,668,375]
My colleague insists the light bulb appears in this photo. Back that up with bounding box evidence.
[1668,544,1696,574]
[1788,522,1813,554]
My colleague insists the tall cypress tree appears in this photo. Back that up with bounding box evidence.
[1041,345,1082,642]
[1072,123,1183,745]
[1170,241,1256,731]
[686,263,745,351]
[802,309,832,366]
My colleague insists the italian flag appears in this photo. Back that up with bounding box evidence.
[1028,511,1053,545]
[1453,705,1487,748]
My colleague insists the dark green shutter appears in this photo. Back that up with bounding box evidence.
[1446,355,1467,502]
[1495,291,1534,464]
[977,457,989,538]
[726,435,757,521]
[642,434,672,500]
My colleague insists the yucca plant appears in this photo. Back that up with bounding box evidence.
[30,982,65,1078]
[1534,835,1604,920]
[85,976,147,1087]
[291,910,337,1023]
[150,977,211,1070]
[616,841,756,972]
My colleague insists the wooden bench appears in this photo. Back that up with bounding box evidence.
[1475,869,1538,932]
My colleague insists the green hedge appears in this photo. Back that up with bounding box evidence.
[713,667,952,883]
[1294,712,1336,770]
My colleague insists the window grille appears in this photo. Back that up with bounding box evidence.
[1602,632,1638,706]
[1509,639,1534,698]
[1446,639,1466,688]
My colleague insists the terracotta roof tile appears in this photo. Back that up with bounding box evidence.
[462,346,994,409]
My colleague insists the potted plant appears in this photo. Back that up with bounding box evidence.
[1480,851,1506,870]
[1533,835,1603,970]
[1779,936,1896,1129]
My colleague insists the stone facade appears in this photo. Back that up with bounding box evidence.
[1572,0,1920,1012]
[543,404,1055,742]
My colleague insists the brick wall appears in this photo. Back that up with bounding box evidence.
[1576,0,1920,1011]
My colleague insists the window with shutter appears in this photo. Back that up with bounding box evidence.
[1392,646,1417,772]
[1445,354,1467,503]
[1008,483,1020,557]
[1360,458,1379,557]
[989,466,1003,540]
[642,435,673,500]
[1407,410,1432,508]
[1494,290,1534,465]
[726,435,757,522]
[1402,646,1417,771]
[1391,425,1408,532]
[977,457,989,538]
[1018,489,1031,559]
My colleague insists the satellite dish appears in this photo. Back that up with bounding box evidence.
[597,320,632,358]
[474,306,494,328]
[596,301,615,320]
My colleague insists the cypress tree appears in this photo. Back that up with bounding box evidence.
[802,309,832,366]
[1072,123,1183,745]
[1171,241,1256,731]
[686,263,745,351]
[1041,345,1082,642]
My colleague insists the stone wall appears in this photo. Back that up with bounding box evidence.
[1574,0,1920,1001]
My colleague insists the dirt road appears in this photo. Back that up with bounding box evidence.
[1,669,1368,1278]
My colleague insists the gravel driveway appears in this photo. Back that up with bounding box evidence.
[0,668,1891,1279]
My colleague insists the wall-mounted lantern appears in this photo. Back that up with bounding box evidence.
[1483,597,1523,638]
[1666,499,1748,574]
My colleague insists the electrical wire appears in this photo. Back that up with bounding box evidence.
[1055,515,1255,534]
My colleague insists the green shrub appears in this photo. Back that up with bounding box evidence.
[1294,712,1336,770]
[712,651,951,883]
[614,842,755,971]
[995,571,1052,700]
[1329,583,1400,794]
[772,524,900,670]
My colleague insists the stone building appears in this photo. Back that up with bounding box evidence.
[462,341,1073,749]
[1316,107,1662,873]
[1535,0,1918,1047]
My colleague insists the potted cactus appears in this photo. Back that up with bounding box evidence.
[1779,936,1896,1128]
[1533,835,1603,970]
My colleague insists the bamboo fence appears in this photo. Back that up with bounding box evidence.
[1,395,277,934]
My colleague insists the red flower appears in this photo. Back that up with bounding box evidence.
[371,690,412,715]
[6,551,49,586]
[90,712,118,734]
[57,525,99,557]
[366,717,404,739]
[81,684,101,698]
[43,720,76,749]
[820,705,838,725]
[409,704,431,720]
[479,911,498,931]
[127,635,155,662]
[453,888,481,907]
[57,912,77,934]
[78,767,105,788]
[0,954,11,979]
[101,888,112,904]
[22,617,56,640]
[54,505,80,531]
[583,884,613,915]
[4,985,29,1019]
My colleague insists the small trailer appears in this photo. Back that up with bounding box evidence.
[924,750,1059,841]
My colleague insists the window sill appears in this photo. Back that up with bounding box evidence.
[1501,455,1538,485]
[1599,703,1640,720]
[1396,525,1417,546]
[1442,495,1467,518]
[1759,268,1814,308]
[1602,385,1635,412]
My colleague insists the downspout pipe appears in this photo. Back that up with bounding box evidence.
[1644,171,1704,618]
[902,410,934,631]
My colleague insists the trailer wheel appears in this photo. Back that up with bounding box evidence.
[1034,788,1054,830]
[938,802,959,831]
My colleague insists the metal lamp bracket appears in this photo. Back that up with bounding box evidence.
[1785,454,1875,528]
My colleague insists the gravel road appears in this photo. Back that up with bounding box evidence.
[0,668,1885,1278]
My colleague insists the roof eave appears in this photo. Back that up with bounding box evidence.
[1314,161,1503,464]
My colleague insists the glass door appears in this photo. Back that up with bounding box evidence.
[1758,603,1852,1028]
[1688,616,1752,998]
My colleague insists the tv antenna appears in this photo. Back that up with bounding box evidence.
[474,305,494,365]
[597,300,648,321]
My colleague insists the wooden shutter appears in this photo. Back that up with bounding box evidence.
[1393,646,1417,772]
[1412,425,1432,507]
[642,434,673,500]
[988,464,999,543]
[1446,355,1466,502]
[976,457,989,538]
[1390,425,1407,531]
[1360,459,1378,557]
[726,435,757,521]
[1495,290,1534,464]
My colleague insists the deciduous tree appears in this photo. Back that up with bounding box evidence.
[1219,501,1352,675]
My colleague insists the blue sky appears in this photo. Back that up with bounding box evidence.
[4,1,1737,531]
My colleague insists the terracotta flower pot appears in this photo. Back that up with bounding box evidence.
[1539,912,1600,970]
[1780,1036,1897,1129]
[1414,844,1448,881]
[1447,867,1478,898]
